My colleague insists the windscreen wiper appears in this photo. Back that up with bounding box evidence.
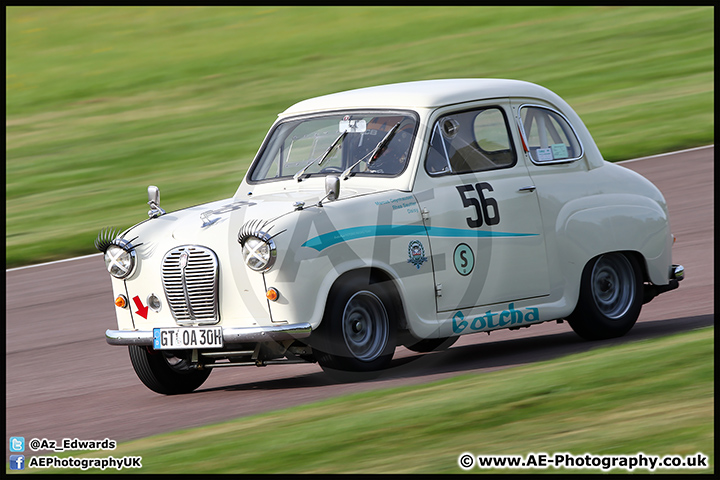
[341,122,400,180]
[293,130,348,182]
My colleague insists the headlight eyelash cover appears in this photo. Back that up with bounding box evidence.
[95,227,142,279]
[238,219,284,272]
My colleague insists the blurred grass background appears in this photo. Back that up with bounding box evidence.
[6,6,714,267]
[45,327,714,473]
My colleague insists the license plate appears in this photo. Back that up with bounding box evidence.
[152,327,223,350]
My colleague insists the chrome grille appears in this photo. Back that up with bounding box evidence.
[161,245,219,325]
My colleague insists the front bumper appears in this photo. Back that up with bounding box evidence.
[106,323,313,347]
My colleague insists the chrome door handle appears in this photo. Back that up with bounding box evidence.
[518,185,536,192]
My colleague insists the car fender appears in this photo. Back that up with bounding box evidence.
[261,192,438,333]
[266,246,440,333]
[557,193,671,287]
[309,259,445,339]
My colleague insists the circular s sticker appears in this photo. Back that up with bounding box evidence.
[453,243,474,276]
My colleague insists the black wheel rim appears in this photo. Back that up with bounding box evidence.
[341,290,389,362]
[591,254,635,320]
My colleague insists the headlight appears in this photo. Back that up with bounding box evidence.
[104,243,137,279]
[241,234,277,272]
[95,227,141,279]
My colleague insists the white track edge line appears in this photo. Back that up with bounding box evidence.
[7,253,103,272]
[617,144,713,164]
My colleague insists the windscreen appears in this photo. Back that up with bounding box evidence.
[249,111,418,182]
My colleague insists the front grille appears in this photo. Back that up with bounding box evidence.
[161,245,219,325]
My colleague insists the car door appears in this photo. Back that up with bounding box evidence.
[415,101,550,312]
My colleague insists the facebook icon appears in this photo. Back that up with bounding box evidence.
[10,455,25,470]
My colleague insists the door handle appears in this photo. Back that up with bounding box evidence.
[518,185,537,193]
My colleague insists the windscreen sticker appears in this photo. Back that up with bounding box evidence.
[551,143,568,159]
[536,148,553,162]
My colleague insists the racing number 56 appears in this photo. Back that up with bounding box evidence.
[456,182,500,228]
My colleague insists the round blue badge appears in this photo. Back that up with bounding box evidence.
[453,243,474,276]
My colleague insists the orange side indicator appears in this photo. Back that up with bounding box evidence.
[115,295,128,308]
[266,287,279,302]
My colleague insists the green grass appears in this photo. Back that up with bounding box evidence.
[28,327,713,474]
[6,6,714,267]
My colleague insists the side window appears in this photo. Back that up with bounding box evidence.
[425,107,516,176]
[519,106,583,163]
[474,108,511,152]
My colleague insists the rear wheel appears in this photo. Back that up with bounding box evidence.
[128,346,212,395]
[313,274,397,374]
[568,253,643,340]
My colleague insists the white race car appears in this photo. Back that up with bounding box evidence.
[98,79,683,394]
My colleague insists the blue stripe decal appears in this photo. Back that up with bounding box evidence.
[301,225,537,252]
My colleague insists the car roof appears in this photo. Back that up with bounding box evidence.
[280,78,556,116]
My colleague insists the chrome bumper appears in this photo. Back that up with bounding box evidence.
[105,323,313,347]
[672,264,685,282]
[643,264,684,304]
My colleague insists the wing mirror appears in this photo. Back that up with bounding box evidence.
[317,175,340,207]
[147,185,166,218]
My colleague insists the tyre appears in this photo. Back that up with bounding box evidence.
[404,335,458,353]
[313,274,397,374]
[568,252,643,340]
[128,346,212,395]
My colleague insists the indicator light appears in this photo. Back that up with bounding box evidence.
[115,295,128,308]
[266,287,279,302]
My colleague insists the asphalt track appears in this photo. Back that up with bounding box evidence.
[5,146,714,452]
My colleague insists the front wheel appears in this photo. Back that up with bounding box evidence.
[313,275,397,374]
[128,346,212,395]
[568,253,643,340]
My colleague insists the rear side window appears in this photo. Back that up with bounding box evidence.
[519,105,583,163]
[425,107,516,176]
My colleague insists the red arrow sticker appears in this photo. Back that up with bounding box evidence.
[133,296,149,319]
